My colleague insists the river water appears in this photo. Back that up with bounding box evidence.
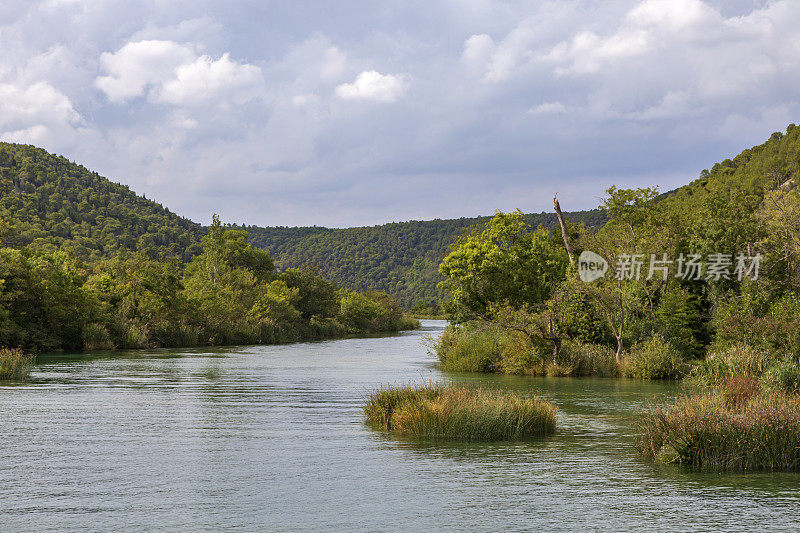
[1,320,799,531]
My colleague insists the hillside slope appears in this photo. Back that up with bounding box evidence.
[0,142,603,305]
[239,210,606,306]
[6,122,798,308]
[0,143,203,261]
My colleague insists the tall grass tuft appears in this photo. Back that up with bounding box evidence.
[435,325,508,373]
[0,347,34,380]
[689,343,774,386]
[636,392,800,470]
[364,383,557,441]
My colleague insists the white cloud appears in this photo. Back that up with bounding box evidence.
[95,40,263,107]
[95,40,194,102]
[155,53,263,106]
[292,93,320,107]
[334,70,407,102]
[0,81,81,146]
[320,47,346,80]
[2,0,800,227]
[462,34,494,74]
[528,102,566,115]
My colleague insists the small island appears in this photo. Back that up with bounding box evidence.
[365,383,557,441]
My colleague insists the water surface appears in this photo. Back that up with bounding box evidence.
[1,320,799,531]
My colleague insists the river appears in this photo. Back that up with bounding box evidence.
[1,320,799,531]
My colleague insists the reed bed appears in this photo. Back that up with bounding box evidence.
[0,347,34,380]
[636,391,800,471]
[364,383,557,441]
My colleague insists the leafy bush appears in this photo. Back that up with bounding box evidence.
[624,334,686,380]
[365,383,557,441]
[713,291,800,358]
[761,357,800,394]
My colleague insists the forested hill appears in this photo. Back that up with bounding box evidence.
[7,121,800,307]
[0,141,604,306]
[236,210,606,307]
[0,143,203,261]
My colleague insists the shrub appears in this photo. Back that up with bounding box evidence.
[435,325,507,373]
[624,334,686,380]
[637,393,800,470]
[761,357,800,394]
[83,323,114,350]
[0,347,34,380]
[365,383,557,441]
[691,343,775,386]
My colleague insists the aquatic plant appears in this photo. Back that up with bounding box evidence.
[435,325,507,373]
[0,348,34,380]
[365,383,557,441]
[636,392,800,471]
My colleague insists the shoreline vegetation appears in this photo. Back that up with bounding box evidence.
[430,125,800,468]
[5,125,800,468]
[364,383,557,441]
[0,214,418,359]
[0,348,33,380]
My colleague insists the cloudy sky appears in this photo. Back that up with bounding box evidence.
[1,0,798,227]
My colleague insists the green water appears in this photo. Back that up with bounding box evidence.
[1,320,799,531]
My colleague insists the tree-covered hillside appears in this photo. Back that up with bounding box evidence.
[0,143,203,261]
[238,210,606,307]
[0,141,604,306]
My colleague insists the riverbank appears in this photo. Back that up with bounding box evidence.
[435,323,800,470]
[435,324,687,379]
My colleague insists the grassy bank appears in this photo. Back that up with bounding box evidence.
[435,324,688,379]
[0,348,34,380]
[636,342,800,470]
[364,383,557,441]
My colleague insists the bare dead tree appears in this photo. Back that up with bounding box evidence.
[553,193,575,267]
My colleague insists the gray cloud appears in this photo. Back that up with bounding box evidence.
[0,0,798,227]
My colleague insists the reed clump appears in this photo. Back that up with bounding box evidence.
[364,383,557,441]
[636,389,800,470]
[0,347,34,380]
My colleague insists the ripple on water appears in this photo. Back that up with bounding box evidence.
[1,321,799,532]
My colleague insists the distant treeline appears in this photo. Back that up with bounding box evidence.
[237,210,607,307]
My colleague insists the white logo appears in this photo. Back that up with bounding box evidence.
[578,250,608,282]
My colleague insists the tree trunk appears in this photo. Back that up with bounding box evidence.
[553,194,575,266]
[552,338,562,365]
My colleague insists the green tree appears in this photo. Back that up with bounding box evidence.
[439,210,568,321]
